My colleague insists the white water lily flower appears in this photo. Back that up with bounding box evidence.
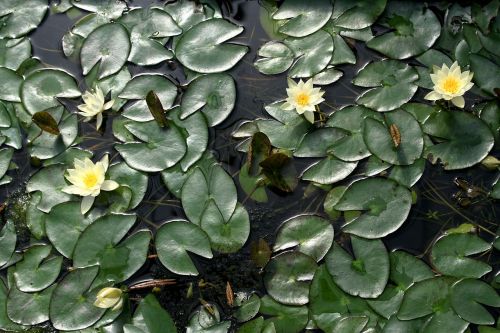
[62,155,119,214]
[94,287,123,311]
[424,61,474,108]
[282,78,325,123]
[77,87,114,130]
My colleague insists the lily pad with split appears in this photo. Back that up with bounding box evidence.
[254,42,294,75]
[0,0,48,38]
[0,219,16,268]
[6,283,56,325]
[259,295,308,333]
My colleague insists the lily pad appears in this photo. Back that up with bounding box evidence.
[333,178,412,238]
[0,219,16,268]
[326,106,383,161]
[21,69,81,114]
[272,0,332,38]
[115,120,187,172]
[176,18,248,73]
[353,60,418,112]
[129,294,177,333]
[13,244,62,292]
[155,220,213,276]
[0,0,48,38]
[181,73,236,127]
[254,42,294,75]
[72,214,151,285]
[470,53,500,96]
[301,156,358,185]
[366,2,441,59]
[0,37,31,70]
[431,233,492,278]
[284,30,334,78]
[45,201,95,258]
[330,0,387,30]
[0,68,22,102]
[181,165,237,225]
[363,110,424,166]
[27,164,73,213]
[389,251,434,290]
[273,215,333,262]
[107,162,148,210]
[325,236,389,298]
[200,202,250,254]
[451,279,500,325]
[49,265,106,331]
[294,128,347,158]
[7,284,56,325]
[81,23,131,79]
[259,295,308,333]
[423,110,495,170]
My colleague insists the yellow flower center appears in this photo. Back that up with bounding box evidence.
[441,76,460,94]
[83,172,98,188]
[295,93,310,106]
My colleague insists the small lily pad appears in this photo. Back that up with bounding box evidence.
[254,42,294,75]
[259,295,308,333]
[325,236,389,298]
[272,0,332,38]
[176,18,248,73]
[0,68,22,102]
[155,220,213,276]
[334,178,412,238]
[273,215,333,262]
[330,0,387,30]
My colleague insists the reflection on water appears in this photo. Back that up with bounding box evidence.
[1,0,498,329]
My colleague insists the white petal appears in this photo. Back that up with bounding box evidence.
[281,102,295,110]
[111,297,123,311]
[287,78,297,88]
[99,154,109,171]
[424,91,442,101]
[62,185,85,196]
[101,180,119,191]
[96,113,103,130]
[81,196,95,214]
[103,99,115,110]
[451,96,465,108]
[303,111,315,123]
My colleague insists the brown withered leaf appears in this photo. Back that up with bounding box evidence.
[32,111,60,135]
[146,90,169,128]
[226,281,234,307]
[259,152,297,192]
[389,123,401,148]
[250,238,271,268]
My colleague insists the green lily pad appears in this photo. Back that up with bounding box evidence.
[264,251,317,306]
[45,201,95,258]
[0,37,31,70]
[72,214,150,284]
[176,18,248,73]
[254,41,294,75]
[363,110,424,166]
[431,233,492,278]
[234,293,261,323]
[0,278,26,331]
[129,294,177,333]
[13,244,62,292]
[0,0,47,38]
[366,2,441,59]
[470,53,500,96]
[421,310,469,333]
[238,163,268,203]
[49,265,106,331]
[155,220,213,276]
[301,156,358,185]
[181,73,236,127]
[119,74,177,122]
[397,277,453,320]
[477,101,500,144]
[273,215,333,262]
[27,164,73,213]
[0,147,13,182]
[366,285,404,320]
[120,8,181,66]
[185,304,230,333]
[115,120,187,172]
[294,128,347,158]
[259,295,308,333]
[0,68,22,102]
[107,162,148,210]
[200,202,250,254]
[81,23,131,79]
[353,60,418,112]
[326,236,389,298]
[21,69,81,114]
[272,0,332,38]
[423,110,495,170]
[331,315,368,333]
[334,178,412,238]
[312,67,343,85]
[330,0,387,30]
[451,279,500,325]
[389,251,434,290]
[0,219,16,268]
[388,158,426,187]
[7,284,56,325]
[284,30,334,78]
[326,106,383,161]
[181,165,237,225]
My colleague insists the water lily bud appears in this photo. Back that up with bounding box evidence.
[481,156,500,170]
[94,287,123,311]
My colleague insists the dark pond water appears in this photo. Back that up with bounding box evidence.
[0,0,499,330]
